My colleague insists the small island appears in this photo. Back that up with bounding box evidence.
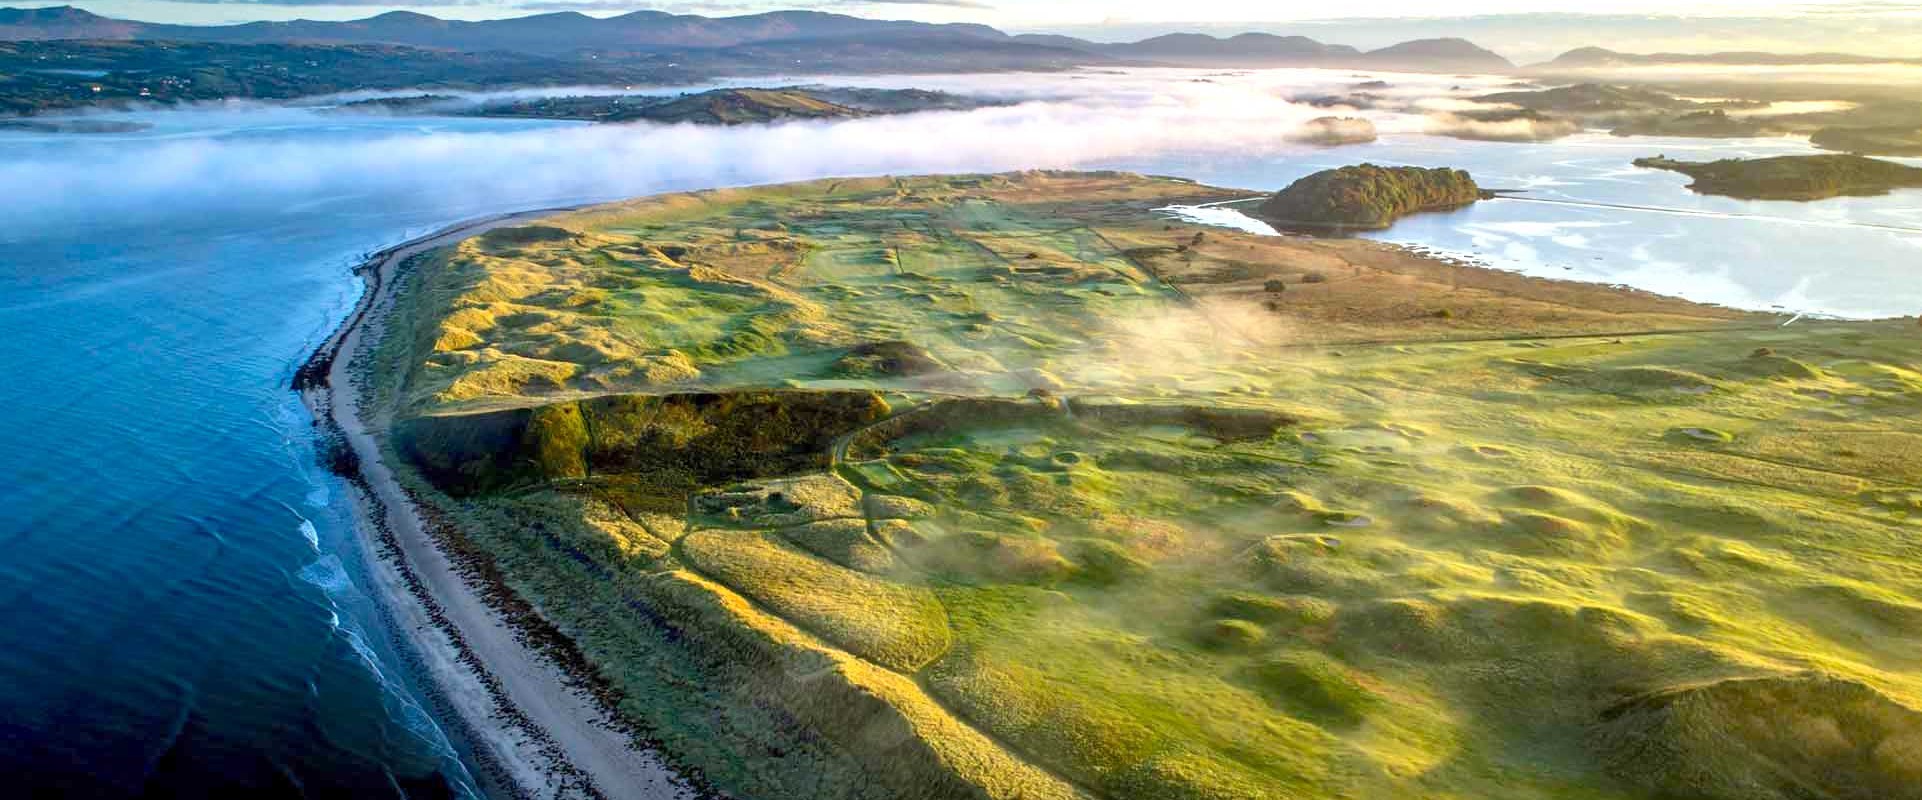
[1255,164,1485,231]
[331,94,461,114]
[1634,153,1922,200]
[1289,116,1378,146]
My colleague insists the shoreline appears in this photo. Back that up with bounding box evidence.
[295,212,694,800]
[1159,197,1916,322]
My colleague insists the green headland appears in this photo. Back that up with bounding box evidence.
[366,171,1922,800]
[1811,126,1922,158]
[1633,153,1922,200]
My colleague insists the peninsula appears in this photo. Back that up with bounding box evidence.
[336,87,1007,126]
[1811,126,1922,157]
[309,170,1922,800]
[1634,153,1922,200]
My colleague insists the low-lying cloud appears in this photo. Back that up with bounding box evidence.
[1423,111,1583,142]
[4,69,1499,230]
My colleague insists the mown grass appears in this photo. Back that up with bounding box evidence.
[373,172,1922,800]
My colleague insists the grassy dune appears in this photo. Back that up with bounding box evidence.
[371,172,1922,799]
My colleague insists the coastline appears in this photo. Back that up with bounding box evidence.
[295,212,693,800]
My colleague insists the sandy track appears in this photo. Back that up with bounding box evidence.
[298,212,693,800]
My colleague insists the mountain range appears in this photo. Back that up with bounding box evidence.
[3,6,1907,78]
[0,6,1514,72]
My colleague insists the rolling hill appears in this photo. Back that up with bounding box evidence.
[0,6,1515,72]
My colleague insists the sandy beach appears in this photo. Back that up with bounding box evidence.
[297,213,694,800]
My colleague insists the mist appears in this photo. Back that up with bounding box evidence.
[2,68,1504,231]
[1550,62,1922,87]
[7,66,1919,318]
[1423,112,1583,143]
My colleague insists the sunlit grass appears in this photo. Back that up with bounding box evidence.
[374,172,1922,800]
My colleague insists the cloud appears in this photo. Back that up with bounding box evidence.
[1,67,1560,243]
[3,72,1403,230]
[1797,1,1922,16]
[1423,111,1581,142]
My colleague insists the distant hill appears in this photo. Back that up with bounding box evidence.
[0,7,1007,56]
[1008,33,1511,71]
[0,4,134,38]
[0,6,1518,74]
[1083,33,1362,66]
[651,32,1091,75]
[0,39,692,114]
[1358,38,1512,72]
[1541,46,1922,68]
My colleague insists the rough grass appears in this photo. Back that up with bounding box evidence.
[1595,673,1922,799]
[779,518,898,574]
[370,172,1922,800]
[680,530,950,672]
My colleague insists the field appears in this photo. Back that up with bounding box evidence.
[370,172,1922,800]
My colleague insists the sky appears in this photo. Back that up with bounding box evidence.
[16,1,1922,60]
[20,0,1922,26]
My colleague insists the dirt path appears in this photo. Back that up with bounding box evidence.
[298,212,693,800]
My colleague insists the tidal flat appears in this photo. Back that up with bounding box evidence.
[361,171,1922,800]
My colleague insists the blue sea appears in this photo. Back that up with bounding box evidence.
[1,69,1917,796]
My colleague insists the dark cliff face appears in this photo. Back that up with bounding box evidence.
[1254,164,1482,232]
[395,390,889,497]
